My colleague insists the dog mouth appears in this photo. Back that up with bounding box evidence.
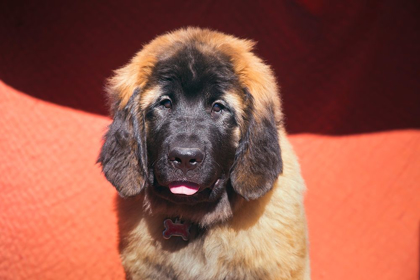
[168,181,200,196]
[152,178,224,204]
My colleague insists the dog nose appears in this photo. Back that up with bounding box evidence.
[168,147,204,173]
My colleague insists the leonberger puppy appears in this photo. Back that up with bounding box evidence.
[99,27,310,280]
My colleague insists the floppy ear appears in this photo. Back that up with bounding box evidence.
[98,89,148,197]
[230,89,283,200]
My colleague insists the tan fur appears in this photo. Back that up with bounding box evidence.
[110,27,309,279]
[117,130,309,280]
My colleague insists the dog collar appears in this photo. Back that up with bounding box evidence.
[163,218,191,241]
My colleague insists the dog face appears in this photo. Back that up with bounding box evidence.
[146,47,240,206]
[99,28,283,226]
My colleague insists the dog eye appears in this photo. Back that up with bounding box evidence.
[160,99,172,109]
[212,103,224,113]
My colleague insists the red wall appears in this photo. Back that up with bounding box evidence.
[1,0,419,134]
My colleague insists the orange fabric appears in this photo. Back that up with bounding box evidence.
[1,81,419,280]
[293,132,420,279]
[0,82,124,280]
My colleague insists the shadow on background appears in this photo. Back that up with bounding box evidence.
[0,0,419,135]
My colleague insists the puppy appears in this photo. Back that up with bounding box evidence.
[99,27,310,280]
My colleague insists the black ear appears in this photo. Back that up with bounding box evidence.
[98,89,148,197]
[230,90,283,200]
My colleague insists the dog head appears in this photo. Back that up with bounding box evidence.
[99,28,283,226]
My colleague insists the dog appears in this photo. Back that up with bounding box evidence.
[99,27,310,280]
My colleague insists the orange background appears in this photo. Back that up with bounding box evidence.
[0,1,419,279]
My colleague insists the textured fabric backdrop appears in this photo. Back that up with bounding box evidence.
[0,1,419,279]
[1,0,418,134]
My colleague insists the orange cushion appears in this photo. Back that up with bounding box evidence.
[1,81,419,279]
[293,132,420,279]
[0,81,124,279]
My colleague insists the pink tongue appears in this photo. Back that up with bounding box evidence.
[169,182,200,196]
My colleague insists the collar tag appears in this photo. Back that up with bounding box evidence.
[163,218,191,241]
